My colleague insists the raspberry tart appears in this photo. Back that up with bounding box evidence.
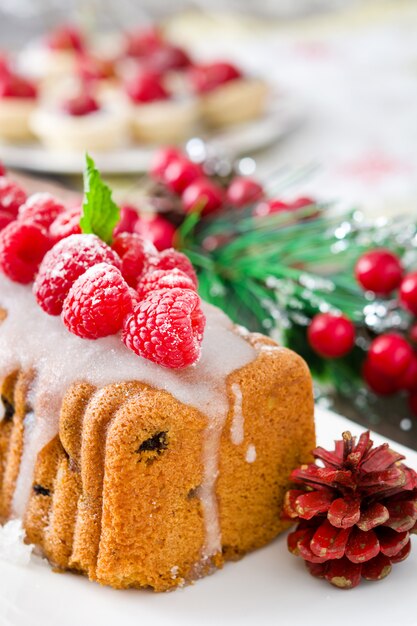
[0,160,314,591]
[0,70,38,141]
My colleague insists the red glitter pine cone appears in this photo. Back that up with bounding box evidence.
[284,431,417,589]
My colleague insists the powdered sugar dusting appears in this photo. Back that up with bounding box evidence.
[0,520,34,566]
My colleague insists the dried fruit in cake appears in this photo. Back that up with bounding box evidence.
[0,178,27,218]
[182,177,224,215]
[18,193,66,228]
[123,287,205,368]
[189,61,242,94]
[148,248,198,287]
[112,232,157,287]
[0,221,51,283]
[137,268,196,299]
[62,263,133,339]
[34,233,121,315]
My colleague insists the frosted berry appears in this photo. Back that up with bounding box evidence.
[126,71,169,103]
[137,268,196,299]
[400,272,417,316]
[397,355,417,392]
[226,177,264,208]
[0,178,27,217]
[163,158,202,194]
[0,210,13,231]
[308,313,355,358]
[355,249,403,295]
[34,234,121,315]
[190,62,241,94]
[113,205,139,236]
[149,248,198,287]
[122,288,206,368]
[0,221,51,284]
[182,177,224,215]
[368,334,412,378]
[62,93,100,116]
[62,263,132,340]
[49,205,82,243]
[362,358,399,395]
[135,214,176,251]
[150,146,183,181]
[112,232,157,287]
[18,193,66,228]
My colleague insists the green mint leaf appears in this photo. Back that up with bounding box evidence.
[80,154,120,244]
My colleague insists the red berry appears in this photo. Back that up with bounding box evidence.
[307,313,355,358]
[113,205,139,236]
[0,178,27,217]
[163,158,202,194]
[122,288,205,368]
[34,234,121,315]
[143,44,191,73]
[400,272,417,316]
[134,214,176,251]
[410,322,417,345]
[362,358,399,395]
[47,25,84,52]
[409,391,417,417]
[150,146,183,181]
[368,334,412,378]
[76,54,115,82]
[126,71,169,104]
[0,57,10,80]
[62,263,132,340]
[182,177,224,215]
[49,205,82,243]
[18,193,66,228]
[0,73,37,99]
[189,62,242,94]
[397,355,417,391]
[137,268,196,299]
[0,210,14,231]
[288,196,315,209]
[0,161,5,177]
[355,249,403,295]
[0,221,51,284]
[124,27,163,58]
[226,177,264,208]
[149,248,198,287]
[253,199,290,217]
[62,93,100,116]
[112,232,156,287]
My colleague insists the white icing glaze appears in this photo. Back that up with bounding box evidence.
[230,382,244,446]
[245,444,257,464]
[0,274,256,554]
[0,398,4,422]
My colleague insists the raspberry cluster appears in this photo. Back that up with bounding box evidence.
[0,164,205,369]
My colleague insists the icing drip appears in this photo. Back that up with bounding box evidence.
[245,444,257,463]
[230,383,244,445]
[0,274,256,555]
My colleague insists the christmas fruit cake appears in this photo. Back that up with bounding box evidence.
[0,161,314,591]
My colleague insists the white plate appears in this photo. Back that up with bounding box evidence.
[0,97,303,175]
[0,407,415,626]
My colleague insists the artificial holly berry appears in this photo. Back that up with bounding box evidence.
[368,334,412,378]
[355,249,403,295]
[226,176,264,208]
[134,215,176,251]
[252,199,290,217]
[307,313,355,358]
[182,177,224,215]
[284,430,417,589]
[150,146,183,181]
[362,358,399,396]
[163,157,202,194]
[400,272,417,316]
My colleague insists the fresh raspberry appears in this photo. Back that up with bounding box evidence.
[189,61,242,94]
[113,205,139,236]
[148,248,198,287]
[47,25,84,52]
[0,73,37,99]
[143,44,191,74]
[126,71,169,104]
[124,26,163,58]
[0,178,27,217]
[19,193,66,228]
[137,268,196,299]
[112,232,157,287]
[62,263,133,340]
[122,288,205,368]
[0,221,51,284]
[49,205,82,243]
[0,210,14,231]
[129,287,141,309]
[62,93,100,116]
[34,234,121,316]
[134,215,176,251]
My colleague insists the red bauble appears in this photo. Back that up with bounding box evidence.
[226,177,264,208]
[368,334,412,378]
[355,249,403,295]
[307,313,355,358]
[182,177,224,215]
[163,158,202,194]
[362,358,399,395]
[400,272,417,316]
